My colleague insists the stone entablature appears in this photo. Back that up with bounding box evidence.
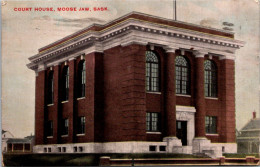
[27,12,244,72]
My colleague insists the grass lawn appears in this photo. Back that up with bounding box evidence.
[3,153,207,166]
[223,153,260,158]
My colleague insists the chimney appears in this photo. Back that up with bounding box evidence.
[253,111,256,119]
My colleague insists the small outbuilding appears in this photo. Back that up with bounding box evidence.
[237,112,260,153]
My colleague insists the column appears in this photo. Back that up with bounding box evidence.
[194,51,206,138]
[165,50,177,137]
[23,144,25,152]
[163,46,182,151]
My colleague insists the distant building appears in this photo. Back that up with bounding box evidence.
[27,12,244,158]
[6,135,34,153]
[2,130,14,152]
[237,112,260,153]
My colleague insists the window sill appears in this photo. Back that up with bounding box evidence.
[61,135,68,137]
[146,132,162,134]
[77,97,85,101]
[205,97,218,100]
[176,94,191,97]
[61,101,69,104]
[206,133,219,136]
[76,134,85,136]
[47,136,53,138]
[146,92,161,95]
[47,104,54,106]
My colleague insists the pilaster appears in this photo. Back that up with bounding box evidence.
[53,64,60,143]
[35,69,46,145]
[68,58,75,143]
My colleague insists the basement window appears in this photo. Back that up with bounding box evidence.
[58,147,61,152]
[74,147,77,153]
[62,147,66,153]
[79,147,83,152]
[149,145,156,152]
[44,148,47,153]
[159,146,166,151]
[48,148,51,153]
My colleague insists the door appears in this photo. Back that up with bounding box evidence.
[176,121,187,146]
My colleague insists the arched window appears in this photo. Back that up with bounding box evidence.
[146,51,160,92]
[204,60,217,97]
[175,56,190,94]
[47,71,54,104]
[62,66,69,101]
[78,60,86,98]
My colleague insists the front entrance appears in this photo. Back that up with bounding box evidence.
[176,121,187,146]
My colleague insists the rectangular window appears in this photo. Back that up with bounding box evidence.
[205,116,217,134]
[62,119,69,135]
[146,113,160,132]
[62,147,66,153]
[77,117,85,134]
[46,120,53,137]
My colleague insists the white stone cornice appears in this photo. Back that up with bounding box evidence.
[37,64,46,72]
[193,50,208,58]
[163,45,182,53]
[69,57,75,61]
[27,18,244,70]
[219,53,235,60]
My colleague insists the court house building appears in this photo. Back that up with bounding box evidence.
[27,12,244,157]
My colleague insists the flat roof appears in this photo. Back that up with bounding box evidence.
[37,11,234,54]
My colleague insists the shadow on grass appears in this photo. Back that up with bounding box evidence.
[3,153,208,166]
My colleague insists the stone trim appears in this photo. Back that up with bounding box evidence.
[27,16,244,71]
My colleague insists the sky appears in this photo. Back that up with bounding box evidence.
[1,0,260,138]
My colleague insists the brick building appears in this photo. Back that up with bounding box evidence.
[27,12,244,157]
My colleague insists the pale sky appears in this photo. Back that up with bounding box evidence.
[2,0,259,137]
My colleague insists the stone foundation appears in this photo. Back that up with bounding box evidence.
[33,140,237,158]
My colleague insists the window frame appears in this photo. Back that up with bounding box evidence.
[204,60,217,97]
[62,66,69,101]
[175,56,190,95]
[205,116,217,134]
[77,116,86,135]
[46,120,53,137]
[78,60,86,98]
[62,118,69,136]
[146,112,160,132]
[47,71,54,104]
[145,51,160,92]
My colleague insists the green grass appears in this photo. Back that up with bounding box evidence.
[3,153,208,166]
[223,153,260,158]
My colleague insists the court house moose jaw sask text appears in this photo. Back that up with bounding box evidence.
[27,12,244,158]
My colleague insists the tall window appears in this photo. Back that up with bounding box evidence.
[205,116,217,134]
[204,60,217,97]
[47,71,54,104]
[77,116,86,134]
[62,119,69,135]
[46,120,53,137]
[78,60,86,98]
[175,56,190,94]
[146,51,160,92]
[146,112,160,132]
[62,66,69,101]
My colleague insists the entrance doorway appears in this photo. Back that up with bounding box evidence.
[176,121,187,146]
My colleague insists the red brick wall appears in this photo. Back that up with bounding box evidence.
[35,70,45,145]
[35,45,236,145]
